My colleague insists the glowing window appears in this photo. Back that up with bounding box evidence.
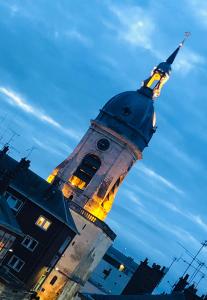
[69,154,101,190]
[36,216,51,231]
[119,264,125,272]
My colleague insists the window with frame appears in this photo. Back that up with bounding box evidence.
[8,255,25,272]
[22,235,38,251]
[36,216,51,231]
[6,194,23,212]
[0,231,14,259]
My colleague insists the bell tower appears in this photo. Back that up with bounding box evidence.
[47,37,187,221]
[39,37,189,300]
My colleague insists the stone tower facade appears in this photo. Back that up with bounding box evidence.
[48,116,142,221]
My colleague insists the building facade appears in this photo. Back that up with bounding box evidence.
[0,149,77,299]
[80,246,138,295]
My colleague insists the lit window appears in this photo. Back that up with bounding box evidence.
[69,154,101,190]
[6,195,23,212]
[8,255,25,272]
[36,216,51,231]
[22,235,38,251]
[119,264,125,272]
[0,241,5,251]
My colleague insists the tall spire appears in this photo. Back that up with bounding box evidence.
[140,32,190,99]
[166,32,191,65]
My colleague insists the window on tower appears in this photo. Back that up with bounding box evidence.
[69,154,101,190]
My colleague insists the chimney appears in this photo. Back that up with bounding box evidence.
[172,274,189,293]
[0,157,30,195]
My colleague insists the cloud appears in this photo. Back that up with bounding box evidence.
[188,214,207,232]
[174,48,205,75]
[109,4,155,50]
[187,0,207,28]
[32,137,66,157]
[127,180,207,235]
[107,3,205,76]
[0,87,81,141]
[137,163,184,195]
[64,29,92,47]
[122,188,143,207]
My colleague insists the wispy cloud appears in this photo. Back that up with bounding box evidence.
[174,48,205,75]
[0,87,81,141]
[109,4,155,50]
[33,137,66,157]
[187,0,207,28]
[64,29,92,47]
[188,214,207,233]
[122,188,143,207]
[108,3,205,76]
[137,163,184,195]
[127,181,207,235]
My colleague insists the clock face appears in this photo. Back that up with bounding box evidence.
[97,138,110,151]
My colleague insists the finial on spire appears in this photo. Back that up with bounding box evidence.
[166,32,191,65]
[180,32,191,47]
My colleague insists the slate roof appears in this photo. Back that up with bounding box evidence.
[0,194,22,236]
[81,293,186,300]
[0,154,78,234]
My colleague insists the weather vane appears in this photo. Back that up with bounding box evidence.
[180,31,191,47]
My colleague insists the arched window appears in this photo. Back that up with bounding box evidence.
[69,154,101,190]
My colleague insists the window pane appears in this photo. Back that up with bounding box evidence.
[8,256,24,272]
[9,256,18,266]
[7,196,17,209]
[7,196,22,212]
[23,237,30,247]
[36,216,45,226]
[0,241,5,251]
[30,240,37,250]
[43,220,51,230]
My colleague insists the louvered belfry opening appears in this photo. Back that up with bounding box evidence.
[69,154,101,190]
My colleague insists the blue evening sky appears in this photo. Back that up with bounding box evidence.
[0,0,207,294]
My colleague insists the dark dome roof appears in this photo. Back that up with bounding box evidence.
[95,91,155,152]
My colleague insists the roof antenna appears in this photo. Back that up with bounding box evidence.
[25,146,37,159]
[5,129,20,146]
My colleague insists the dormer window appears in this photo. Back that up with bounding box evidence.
[36,216,51,231]
[69,154,101,190]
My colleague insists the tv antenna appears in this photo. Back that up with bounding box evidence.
[25,146,37,159]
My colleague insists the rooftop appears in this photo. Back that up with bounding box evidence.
[0,153,78,234]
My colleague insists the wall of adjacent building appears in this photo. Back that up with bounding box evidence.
[0,282,30,300]
[37,209,114,300]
